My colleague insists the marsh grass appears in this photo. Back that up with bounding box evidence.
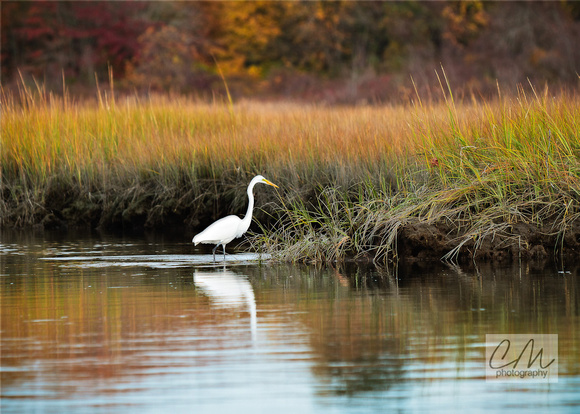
[251,84,580,263]
[2,79,580,262]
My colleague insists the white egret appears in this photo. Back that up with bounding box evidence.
[192,175,278,262]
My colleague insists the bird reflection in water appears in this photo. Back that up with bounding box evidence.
[193,267,257,343]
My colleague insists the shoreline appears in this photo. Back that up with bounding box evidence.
[2,198,578,264]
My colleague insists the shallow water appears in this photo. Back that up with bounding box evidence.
[1,231,579,413]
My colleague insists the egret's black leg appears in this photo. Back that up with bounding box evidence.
[222,244,226,261]
[212,244,219,262]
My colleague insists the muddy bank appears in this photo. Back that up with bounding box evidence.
[3,188,579,263]
[396,220,580,262]
[1,176,279,235]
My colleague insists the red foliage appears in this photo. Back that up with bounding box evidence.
[2,1,147,83]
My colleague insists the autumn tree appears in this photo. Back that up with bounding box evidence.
[2,1,147,86]
[3,1,579,99]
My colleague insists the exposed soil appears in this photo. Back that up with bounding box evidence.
[396,220,580,263]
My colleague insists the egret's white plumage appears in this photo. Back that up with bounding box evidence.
[192,175,278,261]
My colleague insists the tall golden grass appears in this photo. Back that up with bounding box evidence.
[2,79,580,262]
[2,89,413,181]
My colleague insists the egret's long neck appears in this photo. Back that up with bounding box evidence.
[241,181,256,232]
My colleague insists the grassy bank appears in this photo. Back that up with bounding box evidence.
[2,80,580,263]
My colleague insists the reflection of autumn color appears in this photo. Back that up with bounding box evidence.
[1,257,579,401]
[281,264,580,394]
[0,267,256,395]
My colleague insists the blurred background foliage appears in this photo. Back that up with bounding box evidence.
[2,0,580,103]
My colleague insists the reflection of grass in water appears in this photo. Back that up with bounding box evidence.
[2,79,580,262]
[2,256,578,392]
[254,263,580,394]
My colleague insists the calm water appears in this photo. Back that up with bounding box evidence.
[1,231,579,413]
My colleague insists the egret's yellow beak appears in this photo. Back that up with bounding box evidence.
[263,178,279,188]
